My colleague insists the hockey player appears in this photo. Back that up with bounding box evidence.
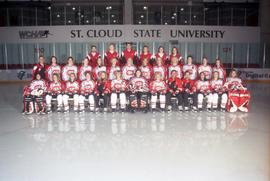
[110,71,127,112]
[153,57,167,80]
[86,45,101,67]
[139,45,152,66]
[78,58,92,81]
[182,56,198,80]
[198,57,212,80]
[153,46,168,65]
[121,42,138,65]
[210,71,228,111]
[129,70,149,113]
[24,73,47,114]
[104,43,119,66]
[212,58,227,81]
[169,47,183,65]
[45,73,64,113]
[46,56,62,82]
[194,72,213,111]
[107,58,121,80]
[79,72,96,112]
[182,71,197,111]
[32,55,47,80]
[95,71,111,112]
[62,73,80,113]
[122,58,137,81]
[139,58,153,82]
[166,70,184,111]
[93,57,107,80]
[224,69,250,112]
[149,72,167,112]
[167,57,183,79]
[62,57,78,82]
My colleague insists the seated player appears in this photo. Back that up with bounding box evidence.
[23,73,47,115]
[93,57,107,80]
[121,42,138,65]
[62,56,78,82]
[198,57,212,80]
[107,58,121,80]
[62,73,80,113]
[79,72,96,112]
[182,55,198,80]
[153,57,167,80]
[78,58,92,81]
[129,70,149,113]
[139,58,153,82]
[46,56,62,82]
[94,71,111,112]
[167,57,183,79]
[45,73,64,113]
[182,71,197,111]
[104,43,118,66]
[110,71,127,112]
[86,45,101,67]
[122,57,137,81]
[194,72,212,112]
[212,58,226,82]
[224,69,250,112]
[149,72,167,112]
[139,45,152,66]
[166,70,184,111]
[210,71,228,111]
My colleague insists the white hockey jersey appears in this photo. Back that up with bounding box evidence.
[62,65,78,82]
[46,64,61,81]
[198,65,212,80]
[80,80,95,94]
[122,65,137,80]
[167,64,183,79]
[182,64,197,80]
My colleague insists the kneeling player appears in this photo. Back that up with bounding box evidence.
[45,73,64,113]
[167,70,184,111]
[225,69,250,112]
[149,72,167,112]
[129,70,149,113]
[210,71,228,111]
[110,71,127,112]
[63,73,80,113]
[194,72,212,111]
[95,71,110,112]
[79,72,96,112]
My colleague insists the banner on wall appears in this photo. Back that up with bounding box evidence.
[0,25,260,43]
[0,69,32,81]
[237,68,270,81]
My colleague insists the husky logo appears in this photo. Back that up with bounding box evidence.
[19,30,52,39]
[17,71,26,80]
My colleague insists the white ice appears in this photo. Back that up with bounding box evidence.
[0,83,269,181]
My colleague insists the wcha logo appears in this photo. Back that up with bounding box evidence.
[19,30,53,39]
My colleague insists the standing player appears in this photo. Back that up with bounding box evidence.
[183,56,198,80]
[153,57,167,80]
[149,72,167,112]
[212,58,226,81]
[122,58,137,81]
[95,71,111,112]
[86,45,101,67]
[104,43,118,66]
[62,57,78,82]
[107,58,121,80]
[210,71,228,111]
[129,70,149,113]
[154,46,168,65]
[93,57,107,80]
[78,58,92,81]
[198,57,212,80]
[79,72,96,112]
[224,69,250,112]
[167,57,183,79]
[139,45,152,66]
[110,71,127,112]
[62,73,80,113]
[121,42,138,65]
[169,47,183,65]
[139,58,153,82]
[194,72,213,111]
[32,55,47,80]
[167,70,184,111]
[45,73,64,113]
[46,56,62,82]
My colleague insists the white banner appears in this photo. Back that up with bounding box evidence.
[237,68,270,81]
[0,25,260,43]
[0,69,32,81]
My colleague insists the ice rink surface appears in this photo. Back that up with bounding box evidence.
[0,82,269,181]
